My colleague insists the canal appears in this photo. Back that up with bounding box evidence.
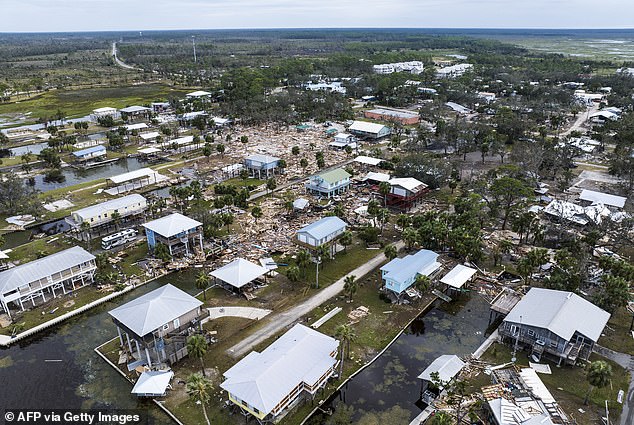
[0,269,198,423]
[310,294,493,423]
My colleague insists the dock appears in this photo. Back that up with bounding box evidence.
[431,289,452,302]
[409,405,435,425]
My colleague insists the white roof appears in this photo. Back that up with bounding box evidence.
[519,368,556,404]
[186,90,212,97]
[245,154,280,164]
[440,264,477,289]
[138,147,161,154]
[143,213,202,238]
[73,194,146,220]
[131,370,174,396]
[109,284,202,337]
[124,123,149,131]
[213,117,230,125]
[488,398,533,425]
[119,106,151,113]
[181,111,207,120]
[354,155,382,166]
[348,120,387,134]
[297,216,347,241]
[365,172,391,182]
[417,354,465,384]
[504,288,610,342]
[139,131,160,140]
[109,167,161,184]
[210,258,268,289]
[579,189,626,208]
[389,177,427,191]
[93,107,117,113]
[446,102,471,114]
[221,324,338,416]
[169,135,194,146]
[0,247,95,295]
[293,198,309,210]
[334,133,353,139]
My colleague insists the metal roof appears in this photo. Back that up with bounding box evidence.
[348,120,388,134]
[440,264,477,289]
[488,398,533,425]
[293,198,309,210]
[109,284,202,337]
[124,123,149,131]
[186,90,212,97]
[381,249,440,284]
[417,354,465,384]
[297,216,347,241]
[109,168,161,184]
[142,213,202,238]
[73,194,146,220]
[245,154,280,165]
[504,288,610,342]
[354,155,382,165]
[579,189,626,208]
[317,168,351,184]
[365,172,391,182]
[389,177,426,191]
[119,106,151,113]
[0,247,95,295]
[139,131,160,140]
[72,145,106,157]
[131,370,174,396]
[366,108,418,119]
[210,258,268,288]
[221,324,338,416]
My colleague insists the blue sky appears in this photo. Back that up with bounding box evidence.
[2,0,634,32]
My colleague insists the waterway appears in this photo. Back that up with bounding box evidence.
[32,156,146,192]
[0,269,197,423]
[310,294,493,423]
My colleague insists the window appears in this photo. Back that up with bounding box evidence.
[162,324,169,331]
[550,341,558,348]
[527,329,536,337]
[510,324,519,336]
[173,318,180,328]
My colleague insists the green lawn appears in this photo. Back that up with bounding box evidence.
[598,307,634,355]
[0,84,189,123]
[480,342,629,425]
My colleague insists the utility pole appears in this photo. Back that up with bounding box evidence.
[315,256,321,289]
[192,36,197,63]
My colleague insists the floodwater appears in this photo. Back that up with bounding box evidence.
[0,269,198,423]
[1,218,70,250]
[32,156,146,192]
[311,294,493,423]
[8,142,49,156]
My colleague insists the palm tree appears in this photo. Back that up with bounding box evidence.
[384,244,398,261]
[80,221,91,244]
[186,373,212,425]
[377,208,390,234]
[187,335,208,376]
[266,178,276,195]
[251,206,263,224]
[396,214,411,229]
[335,324,356,377]
[196,270,211,300]
[343,275,357,302]
[584,360,612,405]
[286,265,300,283]
[415,274,432,293]
[296,249,311,277]
[402,227,418,250]
[111,211,122,231]
[378,181,391,206]
[339,231,353,253]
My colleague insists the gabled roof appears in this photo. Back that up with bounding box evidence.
[381,249,441,285]
[124,123,148,131]
[210,258,268,289]
[440,264,477,289]
[143,213,202,238]
[348,120,388,134]
[73,194,146,220]
[504,288,610,342]
[389,177,427,191]
[186,90,212,97]
[417,354,465,384]
[297,216,347,241]
[72,145,106,157]
[579,189,626,209]
[109,284,202,337]
[0,247,95,295]
[365,172,391,182]
[109,168,161,185]
[317,168,351,184]
[488,398,533,425]
[221,324,338,416]
[119,106,151,114]
[354,155,382,166]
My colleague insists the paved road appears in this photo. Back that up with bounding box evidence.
[227,241,405,358]
[593,344,634,425]
[562,104,599,137]
[111,42,137,70]
[206,306,271,320]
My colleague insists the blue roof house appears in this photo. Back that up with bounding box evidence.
[380,249,441,296]
[244,154,281,179]
[296,216,347,248]
[73,145,106,161]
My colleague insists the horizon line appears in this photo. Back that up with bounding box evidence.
[2,26,634,35]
